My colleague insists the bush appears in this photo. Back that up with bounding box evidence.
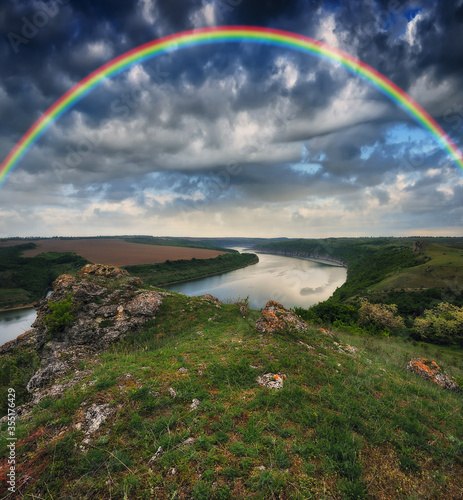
[43,293,75,335]
[358,299,404,332]
[294,301,359,325]
[414,302,463,346]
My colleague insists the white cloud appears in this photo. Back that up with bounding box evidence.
[191,2,216,27]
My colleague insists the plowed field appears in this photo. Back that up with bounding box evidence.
[11,239,225,266]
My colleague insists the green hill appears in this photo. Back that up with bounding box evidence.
[0,265,462,499]
[369,242,463,292]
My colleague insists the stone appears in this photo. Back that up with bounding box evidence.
[406,358,460,391]
[77,264,129,279]
[26,359,68,392]
[332,341,358,356]
[181,437,195,447]
[189,399,200,410]
[257,373,284,389]
[84,403,113,434]
[178,367,188,373]
[148,446,164,464]
[256,300,307,334]
[203,294,221,303]
[168,387,177,398]
[30,264,162,350]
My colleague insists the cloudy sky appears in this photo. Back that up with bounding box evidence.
[0,0,462,238]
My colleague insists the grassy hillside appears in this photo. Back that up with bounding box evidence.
[1,290,462,499]
[369,242,463,292]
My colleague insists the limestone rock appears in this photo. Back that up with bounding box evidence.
[1,264,163,406]
[27,265,162,351]
[181,437,195,447]
[406,358,459,391]
[78,264,130,279]
[202,294,221,303]
[26,359,68,392]
[256,300,307,334]
[189,398,201,410]
[148,446,164,464]
[84,403,114,434]
[257,373,284,389]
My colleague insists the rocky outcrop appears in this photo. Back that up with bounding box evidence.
[256,300,307,334]
[406,358,460,391]
[33,264,162,349]
[412,241,427,254]
[1,264,163,399]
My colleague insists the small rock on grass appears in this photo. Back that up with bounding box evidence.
[257,373,284,389]
[189,398,201,411]
[181,437,195,447]
[148,446,164,464]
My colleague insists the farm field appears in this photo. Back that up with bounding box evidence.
[12,238,226,266]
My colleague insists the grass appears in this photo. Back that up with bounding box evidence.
[371,243,463,292]
[1,290,462,498]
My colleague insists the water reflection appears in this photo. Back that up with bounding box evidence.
[0,307,36,346]
[163,251,346,310]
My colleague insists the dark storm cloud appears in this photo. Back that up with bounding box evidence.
[1,0,462,236]
[229,0,306,26]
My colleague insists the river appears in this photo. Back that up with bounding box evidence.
[0,307,37,347]
[0,250,346,346]
[162,250,346,310]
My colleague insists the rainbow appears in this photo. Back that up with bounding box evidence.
[1,26,462,187]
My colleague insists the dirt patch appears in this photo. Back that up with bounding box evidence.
[16,239,225,266]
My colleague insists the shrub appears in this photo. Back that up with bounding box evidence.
[294,301,359,326]
[414,302,463,346]
[358,299,404,332]
[43,293,75,335]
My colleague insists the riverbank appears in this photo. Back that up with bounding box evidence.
[155,259,259,287]
[255,248,348,268]
[0,304,35,313]
[125,252,259,287]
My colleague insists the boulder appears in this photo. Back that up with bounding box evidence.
[256,300,307,334]
[406,358,459,391]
